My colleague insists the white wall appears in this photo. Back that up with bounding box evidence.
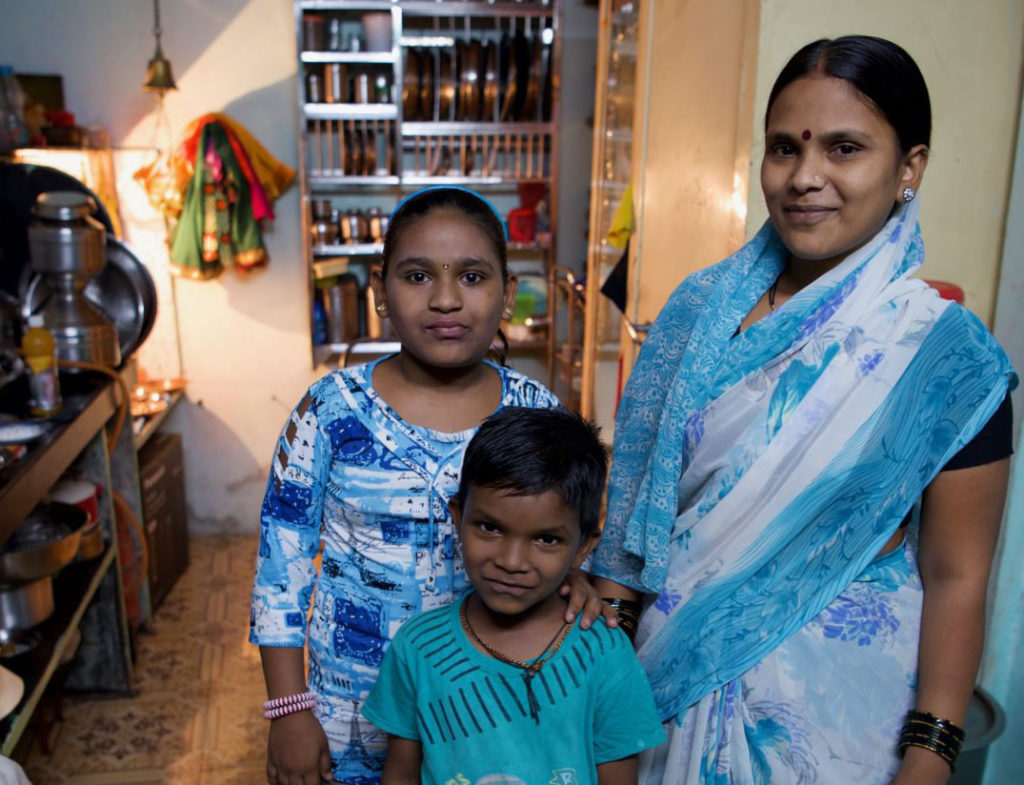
[0,0,597,535]
[746,0,1024,325]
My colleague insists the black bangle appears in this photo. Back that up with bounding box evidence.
[897,710,965,772]
[602,598,642,640]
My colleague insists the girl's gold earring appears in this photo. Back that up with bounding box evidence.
[375,303,388,316]
[502,308,514,320]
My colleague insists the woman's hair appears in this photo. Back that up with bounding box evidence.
[456,407,608,538]
[380,186,509,279]
[765,35,931,153]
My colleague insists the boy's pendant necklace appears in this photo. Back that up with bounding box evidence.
[460,601,571,724]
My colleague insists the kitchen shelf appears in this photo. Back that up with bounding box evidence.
[304,103,399,120]
[297,0,563,384]
[309,175,402,189]
[401,122,553,136]
[134,391,184,450]
[400,2,555,18]
[0,375,118,539]
[400,174,550,187]
[300,51,398,65]
[314,341,401,368]
[299,0,393,10]
[313,242,383,257]
[0,545,120,756]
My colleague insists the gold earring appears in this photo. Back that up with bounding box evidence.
[502,308,514,320]
[375,303,388,316]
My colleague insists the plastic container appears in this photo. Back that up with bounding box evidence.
[21,315,62,416]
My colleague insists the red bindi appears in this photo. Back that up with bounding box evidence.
[801,130,812,141]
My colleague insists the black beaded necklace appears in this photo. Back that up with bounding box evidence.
[460,600,571,723]
[768,274,783,311]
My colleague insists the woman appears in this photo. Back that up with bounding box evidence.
[593,36,1016,785]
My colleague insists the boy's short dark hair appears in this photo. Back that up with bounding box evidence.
[457,407,608,538]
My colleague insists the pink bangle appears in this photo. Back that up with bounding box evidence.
[263,690,315,711]
[264,697,316,720]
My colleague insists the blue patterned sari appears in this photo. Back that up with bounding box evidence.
[592,201,1015,784]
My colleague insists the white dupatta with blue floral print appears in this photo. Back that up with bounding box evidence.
[592,200,1016,721]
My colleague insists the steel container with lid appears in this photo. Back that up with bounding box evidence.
[22,191,120,367]
[27,191,106,278]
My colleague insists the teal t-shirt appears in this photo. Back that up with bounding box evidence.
[362,593,665,785]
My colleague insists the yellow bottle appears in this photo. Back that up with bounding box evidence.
[22,315,62,416]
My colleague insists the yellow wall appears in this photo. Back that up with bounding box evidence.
[745,0,1024,325]
[625,0,758,355]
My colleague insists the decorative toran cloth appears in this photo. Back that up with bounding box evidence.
[134,113,294,279]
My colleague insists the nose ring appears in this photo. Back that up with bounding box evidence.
[812,175,824,187]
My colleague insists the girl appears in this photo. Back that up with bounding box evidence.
[594,37,1015,785]
[251,186,605,785]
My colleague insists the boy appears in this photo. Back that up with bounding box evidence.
[362,407,665,785]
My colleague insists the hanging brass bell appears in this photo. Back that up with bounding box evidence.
[143,42,177,94]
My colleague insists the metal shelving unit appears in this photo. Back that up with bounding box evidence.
[294,0,562,375]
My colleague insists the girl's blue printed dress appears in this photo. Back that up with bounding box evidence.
[249,357,558,784]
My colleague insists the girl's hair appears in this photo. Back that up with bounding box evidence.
[380,186,509,279]
[765,35,931,153]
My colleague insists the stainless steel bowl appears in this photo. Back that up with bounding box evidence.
[0,502,86,584]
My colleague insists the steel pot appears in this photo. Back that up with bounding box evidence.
[340,209,368,244]
[0,577,54,632]
[367,207,389,243]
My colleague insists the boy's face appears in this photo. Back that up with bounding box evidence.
[451,486,597,619]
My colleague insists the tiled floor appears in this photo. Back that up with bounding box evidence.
[21,536,268,785]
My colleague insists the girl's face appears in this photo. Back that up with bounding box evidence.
[371,208,516,370]
[761,75,927,272]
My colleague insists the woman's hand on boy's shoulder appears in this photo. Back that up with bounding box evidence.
[267,710,333,784]
[560,568,619,630]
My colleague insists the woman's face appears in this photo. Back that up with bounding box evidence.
[761,75,926,272]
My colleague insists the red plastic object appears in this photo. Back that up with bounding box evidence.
[924,279,965,304]
[508,207,537,243]
[517,182,547,209]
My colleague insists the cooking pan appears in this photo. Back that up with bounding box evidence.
[402,48,421,120]
[540,38,554,122]
[482,41,498,122]
[521,35,543,122]
[0,502,86,583]
[419,48,435,121]
[458,39,482,121]
[439,47,456,122]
